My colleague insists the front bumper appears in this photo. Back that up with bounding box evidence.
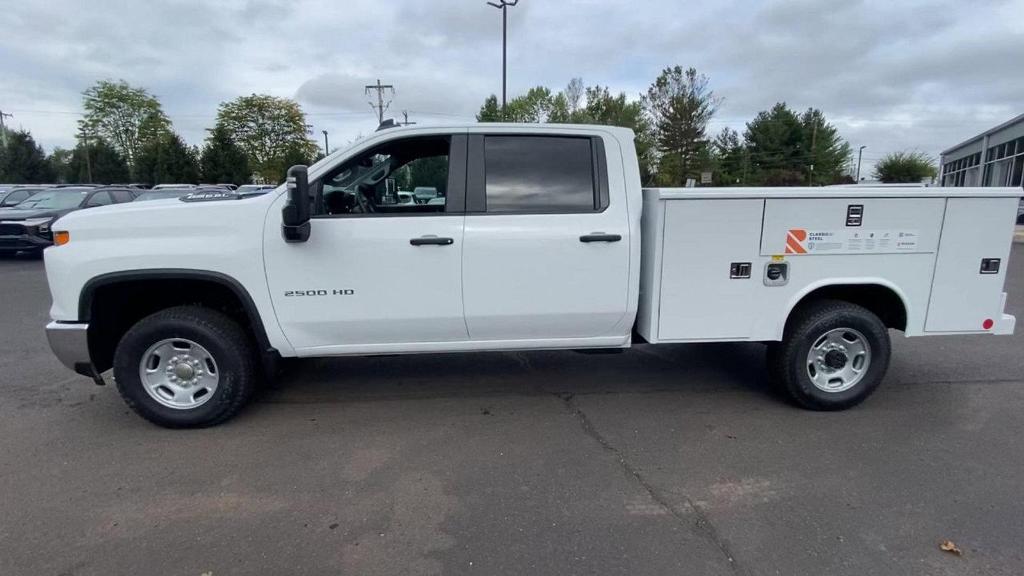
[45,321,104,384]
[0,233,51,252]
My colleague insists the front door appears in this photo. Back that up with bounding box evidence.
[264,134,469,352]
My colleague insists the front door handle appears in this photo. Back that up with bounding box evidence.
[579,233,622,243]
[410,236,454,246]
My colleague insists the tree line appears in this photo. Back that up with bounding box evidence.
[476,66,935,185]
[1,73,937,186]
[0,80,318,186]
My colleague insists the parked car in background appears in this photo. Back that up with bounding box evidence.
[109,183,151,190]
[134,187,196,202]
[412,186,438,203]
[236,184,276,196]
[0,186,137,255]
[152,184,197,190]
[0,186,45,208]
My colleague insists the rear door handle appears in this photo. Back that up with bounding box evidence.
[410,236,454,246]
[579,233,622,243]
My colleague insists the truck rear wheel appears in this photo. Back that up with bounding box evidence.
[113,306,256,428]
[769,300,891,410]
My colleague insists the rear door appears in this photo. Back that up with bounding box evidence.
[461,133,630,341]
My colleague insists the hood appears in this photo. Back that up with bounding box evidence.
[0,207,74,221]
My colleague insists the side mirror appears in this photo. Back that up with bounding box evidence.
[282,165,311,243]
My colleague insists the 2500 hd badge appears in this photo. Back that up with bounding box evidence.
[284,289,355,296]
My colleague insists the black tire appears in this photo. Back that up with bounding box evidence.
[768,299,891,411]
[113,306,256,428]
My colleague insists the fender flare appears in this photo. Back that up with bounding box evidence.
[776,278,912,339]
[79,268,276,355]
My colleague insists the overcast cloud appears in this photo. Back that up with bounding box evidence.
[1,0,1021,172]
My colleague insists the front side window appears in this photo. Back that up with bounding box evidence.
[484,136,596,213]
[317,136,451,216]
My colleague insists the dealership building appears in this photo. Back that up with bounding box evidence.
[939,113,1024,188]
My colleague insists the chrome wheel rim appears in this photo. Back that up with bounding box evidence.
[805,328,871,393]
[139,338,220,410]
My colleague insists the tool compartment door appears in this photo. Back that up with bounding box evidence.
[657,199,764,340]
[925,197,1017,332]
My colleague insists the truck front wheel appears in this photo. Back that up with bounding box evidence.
[769,300,891,410]
[113,306,256,428]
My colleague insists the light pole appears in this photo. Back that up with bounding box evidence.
[856,145,866,182]
[487,0,519,118]
[322,130,329,155]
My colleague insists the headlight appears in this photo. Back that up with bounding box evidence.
[22,217,55,234]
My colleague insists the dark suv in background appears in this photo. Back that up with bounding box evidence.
[0,186,138,256]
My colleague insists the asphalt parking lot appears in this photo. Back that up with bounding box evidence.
[1,245,1022,576]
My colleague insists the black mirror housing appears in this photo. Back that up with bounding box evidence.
[282,165,311,243]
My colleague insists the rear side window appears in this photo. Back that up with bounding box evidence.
[484,136,596,213]
[85,191,113,207]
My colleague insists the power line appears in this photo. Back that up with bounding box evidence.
[399,111,416,126]
[364,79,395,125]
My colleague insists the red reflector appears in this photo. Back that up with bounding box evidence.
[982,319,994,330]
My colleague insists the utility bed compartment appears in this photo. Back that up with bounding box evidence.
[636,188,1018,344]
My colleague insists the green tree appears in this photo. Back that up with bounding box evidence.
[0,130,53,183]
[79,80,171,173]
[744,102,804,184]
[643,66,721,186]
[743,103,852,186]
[712,127,748,186]
[214,94,318,182]
[48,147,74,183]
[135,133,199,186]
[475,79,658,184]
[873,151,937,183]
[476,95,503,122]
[278,144,313,183]
[800,108,852,185]
[67,139,131,184]
[200,126,250,185]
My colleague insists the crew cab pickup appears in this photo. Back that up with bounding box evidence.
[42,124,1019,427]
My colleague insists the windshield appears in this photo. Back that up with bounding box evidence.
[15,189,87,210]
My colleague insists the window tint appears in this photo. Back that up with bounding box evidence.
[484,136,595,213]
[317,136,451,216]
[86,191,113,207]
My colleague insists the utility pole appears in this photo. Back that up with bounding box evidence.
[322,130,329,155]
[400,111,416,127]
[856,145,867,182]
[808,121,817,186]
[82,132,93,184]
[364,79,395,125]
[486,0,519,117]
[0,110,12,147]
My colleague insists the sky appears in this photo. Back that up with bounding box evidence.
[1,0,1022,174]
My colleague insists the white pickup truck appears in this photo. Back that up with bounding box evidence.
[43,124,1019,427]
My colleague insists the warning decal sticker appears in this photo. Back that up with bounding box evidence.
[784,228,919,254]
